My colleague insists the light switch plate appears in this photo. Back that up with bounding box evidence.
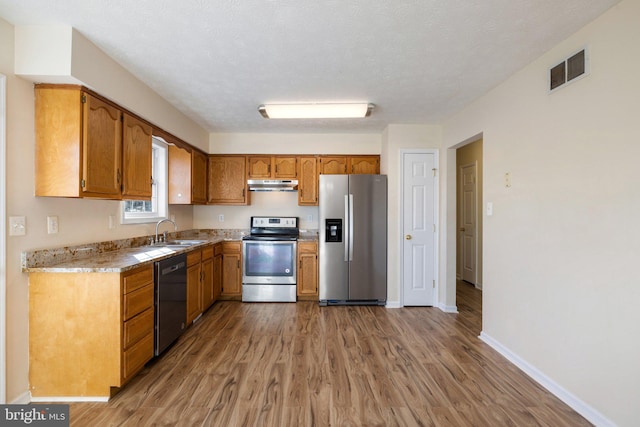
[9,216,26,236]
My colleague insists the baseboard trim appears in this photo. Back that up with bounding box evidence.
[479,332,615,427]
[385,300,401,308]
[437,302,458,313]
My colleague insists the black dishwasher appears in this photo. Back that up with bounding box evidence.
[155,253,187,355]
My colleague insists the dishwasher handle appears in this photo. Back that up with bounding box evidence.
[161,261,185,276]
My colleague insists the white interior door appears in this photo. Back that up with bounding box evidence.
[402,151,437,306]
[461,163,477,284]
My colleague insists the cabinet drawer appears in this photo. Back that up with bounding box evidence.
[223,241,241,253]
[123,266,153,294]
[187,249,202,266]
[214,243,223,256]
[123,307,154,350]
[298,242,318,254]
[202,245,213,260]
[123,332,154,382]
[123,284,154,320]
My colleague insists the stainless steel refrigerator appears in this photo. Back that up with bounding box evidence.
[319,174,387,305]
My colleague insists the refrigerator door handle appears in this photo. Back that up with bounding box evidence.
[344,194,350,262]
[348,194,354,261]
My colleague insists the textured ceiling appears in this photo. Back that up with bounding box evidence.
[0,0,621,133]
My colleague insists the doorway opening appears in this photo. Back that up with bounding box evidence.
[456,138,483,290]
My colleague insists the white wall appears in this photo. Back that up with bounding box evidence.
[1,19,207,403]
[442,1,638,425]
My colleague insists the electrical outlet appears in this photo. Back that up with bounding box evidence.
[47,216,59,234]
[307,214,313,222]
[108,215,116,230]
[218,214,224,222]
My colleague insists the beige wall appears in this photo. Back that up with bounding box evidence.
[1,19,207,402]
[443,0,637,425]
[456,139,483,287]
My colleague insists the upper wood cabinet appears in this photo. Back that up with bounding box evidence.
[192,150,208,204]
[349,155,380,174]
[318,156,348,175]
[208,155,249,205]
[169,145,208,205]
[298,156,318,206]
[247,156,297,179]
[122,114,153,199]
[35,86,125,199]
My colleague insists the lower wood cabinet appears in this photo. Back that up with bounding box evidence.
[220,241,242,299]
[186,244,215,325]
[28,264,155,398]
[297,241,319,300]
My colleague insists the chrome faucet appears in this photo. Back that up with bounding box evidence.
[155,219,177,243]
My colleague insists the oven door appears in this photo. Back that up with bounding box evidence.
[242,240,297,285]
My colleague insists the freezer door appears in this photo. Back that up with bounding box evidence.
[348,175,387,301]
[319,175,349,301]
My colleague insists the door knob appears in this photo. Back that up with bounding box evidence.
[460,227,465,232]
[405,234,412,240]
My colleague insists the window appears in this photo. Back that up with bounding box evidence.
[121,137,168,224]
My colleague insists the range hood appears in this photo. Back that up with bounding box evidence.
[248,179,298,192]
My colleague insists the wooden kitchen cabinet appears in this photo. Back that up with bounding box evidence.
[201,245,215,310]
[208,155,249,205]
[349,155,380,174]
[186,249,203,324]
[297,241,319,299]
[247,156,297,179]
[298,156,319,206]
[122,113,153,199]
[35,86,124,199]
[169,145,208,205]
[220,241,242,299]
[29,264,154,398]
[318,156,348,175]
[213,243,223,301]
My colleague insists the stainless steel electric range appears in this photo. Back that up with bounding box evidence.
[242,216,299,302]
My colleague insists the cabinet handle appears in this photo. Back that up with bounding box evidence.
[117,169,121,184]
[237,260,240,268]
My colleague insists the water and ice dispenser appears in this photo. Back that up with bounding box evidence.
[325,219,342,242]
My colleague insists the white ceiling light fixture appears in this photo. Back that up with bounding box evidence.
[258,103,374,119]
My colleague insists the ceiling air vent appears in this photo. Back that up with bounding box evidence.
[549,48,588,92]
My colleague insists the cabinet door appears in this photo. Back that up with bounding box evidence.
[247,156,272,178]
[81,93,122,198]
[221,253,242,295]
[298,156,318,206]
[201,253,214,310]
[297,242,318,297]
[191,150,208,204]
[122,114,152,199]
[208,156,248,205]
[213,252,223,301]
[274,156,297,178]
[319,156,347,175]
[349,156,380,174]
[186,262,202,324]
[168,145,192,204]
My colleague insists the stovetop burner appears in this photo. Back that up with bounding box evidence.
[244,216,299,241]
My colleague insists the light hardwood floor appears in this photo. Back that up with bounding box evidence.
[68,282,591,426]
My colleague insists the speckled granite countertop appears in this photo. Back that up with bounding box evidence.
[22,229,247,273]
[23,229,319,274]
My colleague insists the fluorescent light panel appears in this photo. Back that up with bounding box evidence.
[259,103,374,119]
